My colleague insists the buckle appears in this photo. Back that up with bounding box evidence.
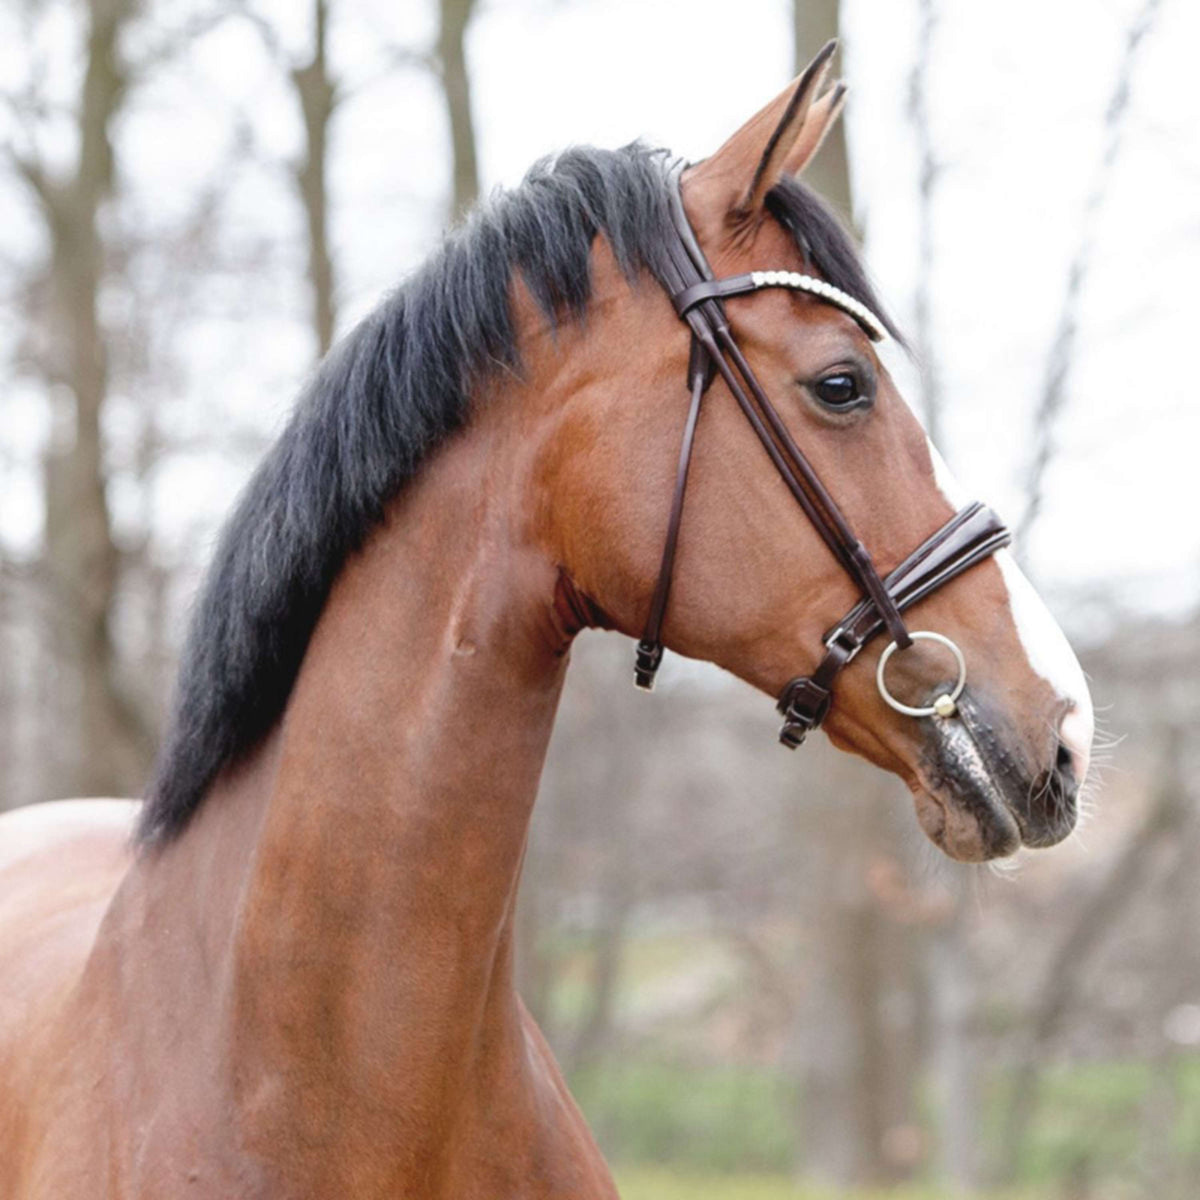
[778,720,810,750]
[634,640,664,691]
[822,625,863,663]
[775,676,833,749]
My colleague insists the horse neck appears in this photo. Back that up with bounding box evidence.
[219,400,574,1173]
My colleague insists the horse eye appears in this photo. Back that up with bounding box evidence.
[813,373,862,409]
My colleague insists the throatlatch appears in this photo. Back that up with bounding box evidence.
[635,165,1011,746]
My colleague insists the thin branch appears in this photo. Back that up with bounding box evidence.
[4,143,58,216]
[1,87,61,216]
[1016,0,1164,552]
[127,7,240,79]
[226,1,286,64]
[340,44,432,105]
[992,721,1187,1180]
[906,0,944,449]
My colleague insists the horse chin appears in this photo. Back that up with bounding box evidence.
[909,774,1022,864]
[908,691,1077,863]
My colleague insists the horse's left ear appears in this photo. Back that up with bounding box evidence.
[690,40,847,227]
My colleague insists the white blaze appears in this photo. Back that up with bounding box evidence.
[928,440,1094,784]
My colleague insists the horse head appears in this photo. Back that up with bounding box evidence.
[533,51,1093,862]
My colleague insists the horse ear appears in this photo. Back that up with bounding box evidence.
[690,40,845,227]
[779,81,847,179]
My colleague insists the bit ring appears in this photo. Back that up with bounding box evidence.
[876,630,966,719]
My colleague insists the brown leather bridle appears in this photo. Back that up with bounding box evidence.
[634,165,1011,747]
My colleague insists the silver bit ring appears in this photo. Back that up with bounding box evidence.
[876,630,966,719]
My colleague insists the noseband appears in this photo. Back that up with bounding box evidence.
[635,166,1011,747]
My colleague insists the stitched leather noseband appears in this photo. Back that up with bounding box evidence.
[634,166,1011,747]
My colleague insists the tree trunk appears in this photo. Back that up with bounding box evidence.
[514,861,557,1035]
[23,0,151,799]
[437,0,480,221]
[907,0,944,448]
[928,881,982,1192]
[791,760,904,1187]
[564,895,631,1076]
[792,0,853,229]
[800,897,895,1185]
[994,727,1187,1181]
[291,0,338,357]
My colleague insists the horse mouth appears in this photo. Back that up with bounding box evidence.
[909,689,1078,863]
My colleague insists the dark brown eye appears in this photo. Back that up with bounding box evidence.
[813,373,862,409]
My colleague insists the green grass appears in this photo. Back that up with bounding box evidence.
[1008,1058,1150,1182]
[614,1169,819,1200]
[545,930,735,1028]
[573,1054,1200,1190]
[572,1060,797,1174]
[615,1169,1037,1200]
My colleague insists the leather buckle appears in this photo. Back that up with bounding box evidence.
[776,676,833,750]
[778,719,811,750]
[822,624,863,664]
[634,640,664,691]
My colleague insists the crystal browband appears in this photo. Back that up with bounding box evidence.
[670,269,888,343]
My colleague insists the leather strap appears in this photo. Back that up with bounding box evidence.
[673,274,759,315]
[635,342,709,689]
[776,503,1011,746]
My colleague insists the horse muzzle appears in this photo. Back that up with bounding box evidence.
[913,688,1079,862]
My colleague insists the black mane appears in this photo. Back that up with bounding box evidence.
[140,145,897,844]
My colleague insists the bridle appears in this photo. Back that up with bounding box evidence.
[634,165,1011,747]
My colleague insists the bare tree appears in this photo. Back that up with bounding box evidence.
[7,0,154,798]
[926,874,982,1191]
[906,0,945,449]
[292,0,338,356]
[437,0,480,222]
[994,723,1189,1181]
[521,635,648,1073]
[791,0,852,229]
[897,5,1167,1186]
[239,0,341,357]
[246,0,478,348]
[1015,0,1163,549]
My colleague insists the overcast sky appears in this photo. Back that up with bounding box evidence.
[1,0,1196,633]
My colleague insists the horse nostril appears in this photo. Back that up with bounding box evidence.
[1045,740,1080,813]
[1025,742,1080,841]
[1058,704,1094,789]
[1055,739,1077,788]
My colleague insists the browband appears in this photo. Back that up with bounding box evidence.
[673,271,888,342]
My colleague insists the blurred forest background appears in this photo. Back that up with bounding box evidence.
[1,0,1198,1196]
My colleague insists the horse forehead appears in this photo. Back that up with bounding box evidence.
[711,214,802,278]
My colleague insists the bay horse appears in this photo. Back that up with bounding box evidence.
[0,48,1092,1198]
